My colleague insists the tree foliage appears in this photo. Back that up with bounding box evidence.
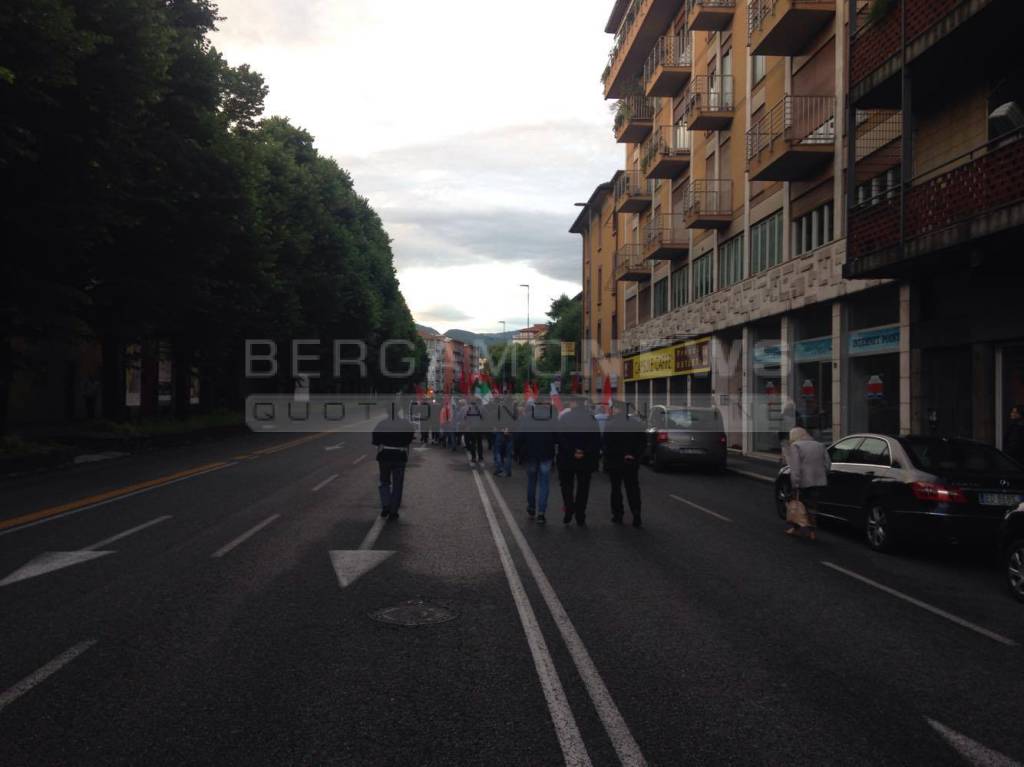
[0,0,423,429]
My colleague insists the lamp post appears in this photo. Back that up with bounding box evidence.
[519,284,530,339]
[520,284,531,390]
[499,320,506,335]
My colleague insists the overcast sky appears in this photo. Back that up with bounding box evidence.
[211,0,620,333]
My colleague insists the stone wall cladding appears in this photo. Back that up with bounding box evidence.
[622,239,889,353]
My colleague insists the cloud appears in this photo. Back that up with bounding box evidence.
[417,305,473,323]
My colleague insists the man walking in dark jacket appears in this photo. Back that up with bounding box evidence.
[603,401,646,528]
[514,399,557,524]
[371,408,415,520]
[557,398,602,526]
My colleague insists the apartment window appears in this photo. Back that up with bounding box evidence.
[751,211,783,274]
[718,233,744,289]
[693,254,713,300]
[612,313,618,341]
[597,321,602,349]
[625,295,637,329]
[752,55,766,85]
[672,264,688,308]
[793,202,834,256]
[653,278,669,316]
[597,267,603,304]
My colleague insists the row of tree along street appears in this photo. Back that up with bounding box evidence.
[0,0,425,434]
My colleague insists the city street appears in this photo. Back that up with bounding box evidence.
[1,431,1022,766]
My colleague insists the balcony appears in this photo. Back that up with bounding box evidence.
[643,125,692,180]
[748,0,835,57]
[643,36,692,98]
[614,94,655,144]
[614,170,652,214]
[644,215,690,261]
[686,0,735,32]
[746,96,836,181]
[614,243,652,282]
[845,128,1024,278]
[683,179,733,229]
[603,0,688,99]
[683,76,734,131]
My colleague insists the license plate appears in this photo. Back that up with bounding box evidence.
[979,493,1023,507]
[680,448,705,455]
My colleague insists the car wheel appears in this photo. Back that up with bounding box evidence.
[1007,539,1024,604]
[865,504,894,552]
[775,481,789,520]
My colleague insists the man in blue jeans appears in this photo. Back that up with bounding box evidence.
[513,398,557,524]
[491,396,517,477]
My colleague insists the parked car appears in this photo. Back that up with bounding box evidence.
[643,405,727,472]
[775,434,1024,553]
[1000,504,1024,603]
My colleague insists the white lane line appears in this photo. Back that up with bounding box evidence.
[670,494,733,523]
[728,468,774,483]
[358,515,386,551]
[0,640,97,714]
[0,464,233,539]
[82,515,173,551]
[352,454,367,466]
[325,442,346,452]
[212,515,280,559]
[312,474,339,492]
[485,471,647,766]
[471,470,591,767]
[821,561,1018,647]
[927,718,1022,767]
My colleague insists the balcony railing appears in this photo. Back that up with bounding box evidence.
[642,124,692,179]
[687,0,736,32]
[644,215,690,260]
[643,35,693,98]
[614,242,652,282]
[614,94,655,143]
[748,0,835,57]
[684,75,735,131]
[683,179,733,229]
[614,169,652,213]
[846,128,1024,276]
[746,95,835,180]
[602,0,681,99]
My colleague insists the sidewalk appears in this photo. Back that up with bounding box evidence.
[726,450,781,483]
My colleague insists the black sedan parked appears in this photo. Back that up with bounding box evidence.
[775,434,1024,553]
[1000,503,1024,603]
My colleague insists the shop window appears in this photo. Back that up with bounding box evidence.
[653,277,669,316]
[693,254,713,300]
[718,233,744,289]
[672,264,688,308]
[751,211,782,274]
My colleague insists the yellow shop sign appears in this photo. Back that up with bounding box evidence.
[623,337,711,382]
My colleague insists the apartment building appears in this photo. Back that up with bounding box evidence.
[844,0,1024,447]
[419,332,479,395]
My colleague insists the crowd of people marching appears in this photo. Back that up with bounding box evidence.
[372,380,647,528]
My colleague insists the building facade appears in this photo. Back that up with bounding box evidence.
[420,333,479,396]
[577,0,1022,455]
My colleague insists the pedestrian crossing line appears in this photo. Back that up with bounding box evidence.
[669,494,733,523]
[470,470,592,767]
[0,640,97,714]
[484,471,648,767]
[212,515,280,559]
[821,561,1018,647]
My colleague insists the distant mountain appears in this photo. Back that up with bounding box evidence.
[445,328,515,349]
[415,323,440,336]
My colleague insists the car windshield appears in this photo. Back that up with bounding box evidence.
[900,438,1023,475]
[663,409,719,429]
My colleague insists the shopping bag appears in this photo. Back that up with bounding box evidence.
[786,497,811,528]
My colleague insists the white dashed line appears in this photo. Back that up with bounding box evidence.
[212,515,280,559]
[0,640,97,714]
[927,718,1023,767]
[821,561,1018,647]
[670,494,733,523]
[352,454,367,466]
[312,474,338,492]
[82,515,173,551]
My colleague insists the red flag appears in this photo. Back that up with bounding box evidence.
[602,375,612,407]
[550,382,562,414]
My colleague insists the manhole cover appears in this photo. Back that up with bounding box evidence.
[370,600,457,627]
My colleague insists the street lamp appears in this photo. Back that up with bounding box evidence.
[499,320,507,335]
[519,284,530,337]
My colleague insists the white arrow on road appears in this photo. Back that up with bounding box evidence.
[928,719,1022,767]
[329,514,394,589]
[0,516,171,587]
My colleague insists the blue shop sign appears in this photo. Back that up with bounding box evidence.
[848,325,900,357]
[753,342,781,367]
[794,336,833,363]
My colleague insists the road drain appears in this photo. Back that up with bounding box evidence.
[370,600,457,627]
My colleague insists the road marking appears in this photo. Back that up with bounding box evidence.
[471,470,591,767]
[212,515,280,559]
[325,442,346,452]
[485,471,647,766]
[821,561,1018,647]
[251,433,327,456]
[670,494,733,523]
[329,516,393,589]
[0,640,97,714]
[359,516,386,551]
[0,463,231,537]
[312,474,338,492]
[82,515,172,551]
[927,718,1022,767]
[728,468,775,483]
[353,454,367,466]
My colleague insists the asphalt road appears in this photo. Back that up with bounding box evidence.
[1,428,1022,766]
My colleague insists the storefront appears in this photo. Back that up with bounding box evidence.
[847,324,901,436]
[623,337,712,414]
[793,335,834,443]
[750,321,783,453]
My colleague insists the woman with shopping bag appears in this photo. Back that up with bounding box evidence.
[785,427,830,541]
